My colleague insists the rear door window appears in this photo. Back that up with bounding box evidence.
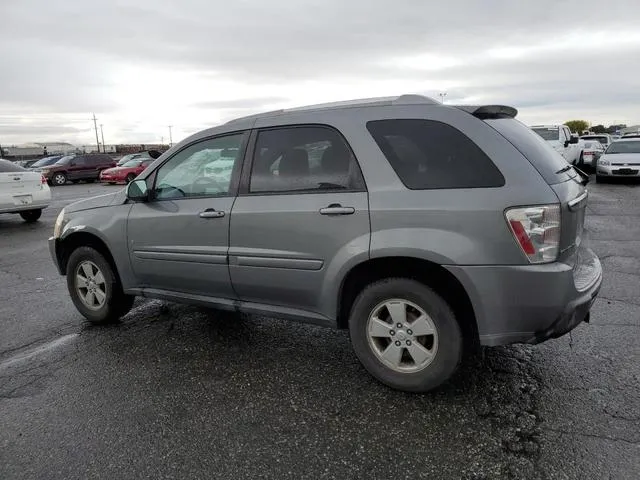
[366,119,504,189]
[249,126,365,193]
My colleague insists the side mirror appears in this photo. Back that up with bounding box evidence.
[127,179,149,202]
[148,150,162,159]
[564,140,570,148]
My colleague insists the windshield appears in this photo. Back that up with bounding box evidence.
[55,155,75,165]
[582,136,608,144]
[605,141,640,154]
[117,154,135,164]
[31,157,60,167]
[122,159,142,167]
[532,127,559,141]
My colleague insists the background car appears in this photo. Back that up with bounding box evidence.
[596,138,640,182]
[100,158,155,184]
[115,152,151,167]
[0,159,51,222]
[41,153,116,186]
[579,140,605,169]
[581,133,614,149]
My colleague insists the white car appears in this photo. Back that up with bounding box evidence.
[596,138,640,183]
[0,159,51,222]
[578,140,605,169]
[531,124,581,164]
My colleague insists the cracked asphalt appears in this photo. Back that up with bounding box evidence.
[1,181,639,479]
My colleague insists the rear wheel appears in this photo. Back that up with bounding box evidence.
[348,278,462,392]
[52,172,67,186]
[66,246,135,324]
[19,209,42,223]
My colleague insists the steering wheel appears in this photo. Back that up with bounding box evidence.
[192,176,224,193]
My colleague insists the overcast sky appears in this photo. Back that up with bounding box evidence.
[1,0,639,146]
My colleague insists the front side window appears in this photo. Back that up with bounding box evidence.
[153,133,245,199]
[367,119,505,189]
[249,126,363,193]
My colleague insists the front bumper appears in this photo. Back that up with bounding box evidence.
[597,165,640,177]
[446,246,602,346]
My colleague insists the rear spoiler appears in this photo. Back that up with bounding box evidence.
[455,105,518,119]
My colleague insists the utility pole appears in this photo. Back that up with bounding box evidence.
[439,92,447,104]
[100,124,106,153]
[161,136,164,145]
[92,113,100,153]
[168,126,173,147]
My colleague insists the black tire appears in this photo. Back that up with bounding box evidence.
[108,182,117,185]
[66,246,135,324]
[348,278,462,392]
[125,173,136,184]
[52,172,67,186]
[19,209,42,223]
[596,175,604,183]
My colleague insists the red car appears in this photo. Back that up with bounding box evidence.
[100,158,154,185]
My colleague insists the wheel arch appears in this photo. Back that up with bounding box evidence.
[57,231,123,285]
[336,256,479,346]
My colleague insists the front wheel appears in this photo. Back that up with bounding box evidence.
[348,278,462,392]
[66,246,135,324]
[19,209,42,223]
[52,172,67,186]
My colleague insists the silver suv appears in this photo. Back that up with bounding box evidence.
[49,95,602,392]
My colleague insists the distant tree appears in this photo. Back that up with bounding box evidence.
[591,125,606,134]
[564,120,589,133]
[606,124,626,134]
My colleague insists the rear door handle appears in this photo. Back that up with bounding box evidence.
[319,204,355,216]
[199,208,225,219]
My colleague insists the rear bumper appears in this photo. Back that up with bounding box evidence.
[446,246,602,346]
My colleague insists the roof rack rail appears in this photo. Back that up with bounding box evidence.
[225,94,440,124]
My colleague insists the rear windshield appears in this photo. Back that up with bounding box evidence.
[605,141,640,154]
[487,119,576,185]
[532,127,559,141]
[582,136,608,144]
[0,159,27,172]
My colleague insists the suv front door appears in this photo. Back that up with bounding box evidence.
[127,132,248,298]
[229,125,370,321]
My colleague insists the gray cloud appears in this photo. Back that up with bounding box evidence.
[1,0,639,143]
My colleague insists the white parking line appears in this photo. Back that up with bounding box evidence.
[0,333,78,370]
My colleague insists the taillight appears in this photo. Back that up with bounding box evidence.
[505,205,560,263]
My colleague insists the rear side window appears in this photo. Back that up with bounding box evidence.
[0,159,26,172]
[366,119,504,189]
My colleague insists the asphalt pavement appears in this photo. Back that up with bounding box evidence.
[1,181,639,479]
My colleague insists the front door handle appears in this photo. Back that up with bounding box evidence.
[319,204,355,216]
[199,208,225,219]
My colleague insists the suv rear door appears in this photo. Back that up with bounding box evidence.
[228,125,370,321]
